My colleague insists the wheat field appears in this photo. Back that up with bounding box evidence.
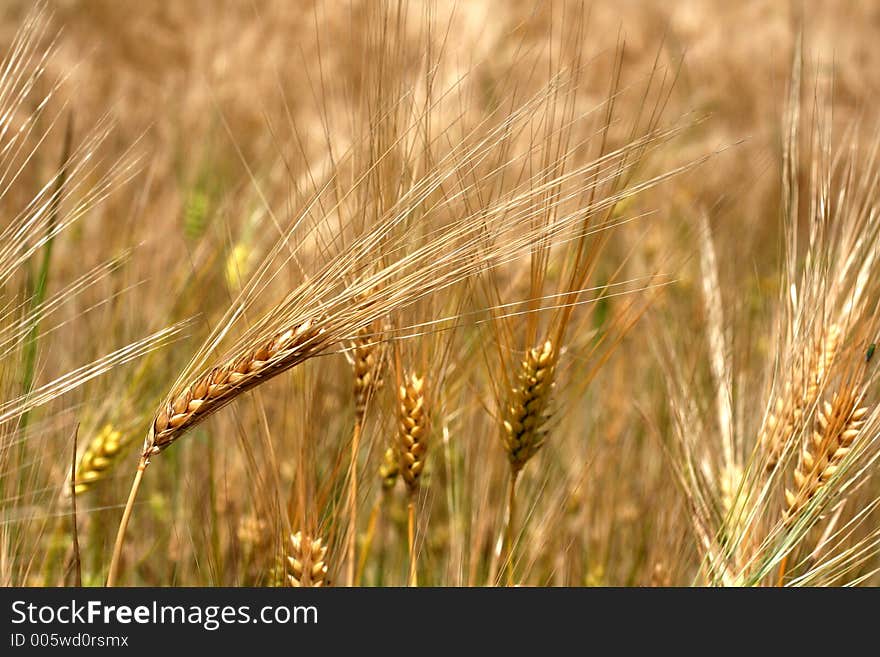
[2,0,880,588]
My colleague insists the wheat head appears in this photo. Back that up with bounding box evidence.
[72,424,131,495]
[286,531,329,587]
[398,373,428,494]
[145,318,325,456]
[503,340,557,473]
[761,324,840,472]
[783,390,867,525]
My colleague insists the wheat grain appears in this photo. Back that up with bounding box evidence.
[380,445,400,491]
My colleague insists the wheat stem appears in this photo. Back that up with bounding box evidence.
[355,499,381,586]
[106,456,148,587]
[505,470,519,586]
[777,554,789,587]
[346,420,362,587]
[407,496,417,587]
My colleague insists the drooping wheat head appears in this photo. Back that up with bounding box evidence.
[145,318,325,456]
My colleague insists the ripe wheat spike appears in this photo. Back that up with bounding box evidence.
[145,318,325,455]
[503,340,557,473]
[783,391,868,525]
[398,373,429,493]
[761,324,840,472]
[287,531,329,587]
[72,424,130,495]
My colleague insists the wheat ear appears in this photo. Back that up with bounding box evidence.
[501,339,556,585]
[398,372,428,586]
[783,391,867,524]
[761,324,840,472]
[106,317,326,586]
[776,390,867,585]
[146,318,325,455]
[71,424,131,495]
[287,532,329,587]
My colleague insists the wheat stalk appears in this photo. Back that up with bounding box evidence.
[287,531,329,587]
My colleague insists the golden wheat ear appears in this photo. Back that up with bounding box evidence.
[783,391,868,525]
[760,324,841,473]
[396,371,429,586]
[69,424,131,495]
[144,317,325,456]
[398,372,429,493]
[502,339,557,473]
[286,531,330,587]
